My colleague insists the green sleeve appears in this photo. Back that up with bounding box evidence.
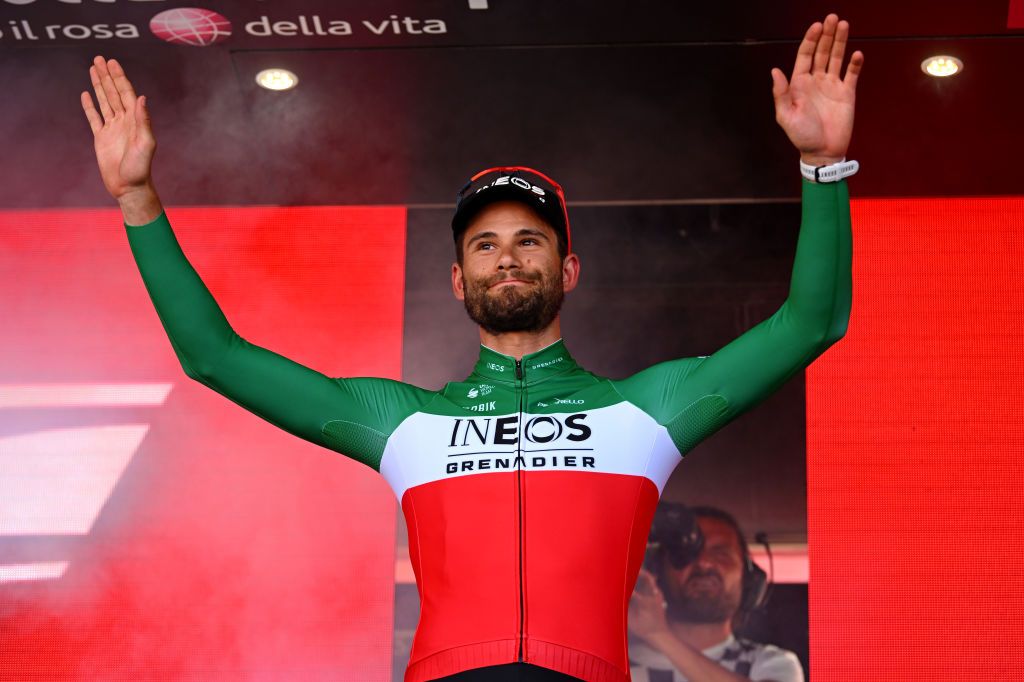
[613,178,852,454]
[124,210,433,471]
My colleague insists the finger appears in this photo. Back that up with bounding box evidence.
[631,591,658,606]
[634,573,651,595]
[93,55,124,116]
[844,50,865,89]
[813,14,838,74]
[640,571,662,595]
[136,95,150,129]
[828,19,849,78]
[89,64,114,122]
[107,58,138,111]
[135,95,156,142]
[80,91,104,135]
[792,21,822,77]
[771,67,790,104]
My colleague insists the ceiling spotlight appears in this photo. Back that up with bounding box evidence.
[921,56,963,78]
[255,68,299,91]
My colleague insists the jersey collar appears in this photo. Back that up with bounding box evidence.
[472,339,579,384]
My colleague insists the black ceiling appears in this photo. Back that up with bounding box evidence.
[1,0,1021,209]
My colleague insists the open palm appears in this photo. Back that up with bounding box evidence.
[771,14,864,165]
[80,56,156,200]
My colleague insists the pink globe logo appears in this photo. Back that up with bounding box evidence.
[150,8,232,47]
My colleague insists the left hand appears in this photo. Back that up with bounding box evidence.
[628,568,671,644]
[771,13,864,166]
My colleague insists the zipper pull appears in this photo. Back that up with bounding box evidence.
[515,359,523,380]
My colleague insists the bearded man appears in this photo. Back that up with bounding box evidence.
[628,507,803,682]
[82,12,862,682]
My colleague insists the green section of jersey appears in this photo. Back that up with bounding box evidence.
[123,177,850,467]
[123,216,433,471]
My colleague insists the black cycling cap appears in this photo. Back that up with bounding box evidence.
[451,166,571,253]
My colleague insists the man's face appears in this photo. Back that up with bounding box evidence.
[660,517,745,625]
[452,200,577,335]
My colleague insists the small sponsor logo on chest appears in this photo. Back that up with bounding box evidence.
[467,384,494,399]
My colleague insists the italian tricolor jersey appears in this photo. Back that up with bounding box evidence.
[124,178,852,682]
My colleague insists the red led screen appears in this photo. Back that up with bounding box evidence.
[1010,0,1024,28]
[806,197,1024,680]
[0,206,406,679]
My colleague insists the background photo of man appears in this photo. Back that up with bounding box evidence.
[628,504,803,682]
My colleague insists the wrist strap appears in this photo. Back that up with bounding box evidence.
[800,157,859,183]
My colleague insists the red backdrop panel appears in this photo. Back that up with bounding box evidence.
[1010,0,1024,28]
[806,197,1024,680]
[0,206,406,679]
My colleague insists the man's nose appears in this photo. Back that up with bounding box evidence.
[694,553,716,570]
[496,246,522,270]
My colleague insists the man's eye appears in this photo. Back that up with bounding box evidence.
[521,239,538,246]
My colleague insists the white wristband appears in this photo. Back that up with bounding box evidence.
[800,158,859,183]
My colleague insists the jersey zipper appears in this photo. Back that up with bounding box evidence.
[515,358,525,663]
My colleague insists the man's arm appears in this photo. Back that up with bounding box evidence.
[613,14,861,452]
[629,570,803,682]
[641,632,764,682]
[628,571,783,682]
[83,55,432,470]
[124,207,433,470]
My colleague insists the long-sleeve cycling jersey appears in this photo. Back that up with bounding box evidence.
[123,178,851,682]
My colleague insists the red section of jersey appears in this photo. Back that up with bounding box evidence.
[524,471,656,670]
[402,469,659,682]
[0,206,405,680]
[806,197,1024,681]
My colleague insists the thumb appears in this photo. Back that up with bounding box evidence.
[770,68,790,103]
[638,569,660,595]
[137,95,150,126]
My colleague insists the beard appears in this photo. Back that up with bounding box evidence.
[462,266,564,335]
[663,569,742,625]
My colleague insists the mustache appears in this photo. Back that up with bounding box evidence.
[685,569,723,585]
[483,270,542,288]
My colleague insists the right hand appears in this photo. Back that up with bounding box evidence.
[628,567,671,645]
[770,14,863,166]
[81,55,156,201]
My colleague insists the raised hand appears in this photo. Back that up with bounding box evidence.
[81,56,157,202]
[628,568,671,644]
[771,14,864,166]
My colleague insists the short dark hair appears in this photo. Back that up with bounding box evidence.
[688,506,750,563]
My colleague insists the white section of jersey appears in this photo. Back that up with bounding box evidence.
[379,402,683,502]
[629,636,805,682]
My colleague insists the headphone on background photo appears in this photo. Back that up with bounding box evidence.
[642,502,771,617]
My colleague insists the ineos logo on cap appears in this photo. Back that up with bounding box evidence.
[474,175,547,202]
[452,165,572,253]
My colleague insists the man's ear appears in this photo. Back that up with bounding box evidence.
[452,262,466,301]
[561,253,581,294]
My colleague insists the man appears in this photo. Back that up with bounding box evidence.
[80,13,862,682]
[628,507,803,682]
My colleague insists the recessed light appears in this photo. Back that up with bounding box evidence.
[921,56,963,78]
[255,68,299,91]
